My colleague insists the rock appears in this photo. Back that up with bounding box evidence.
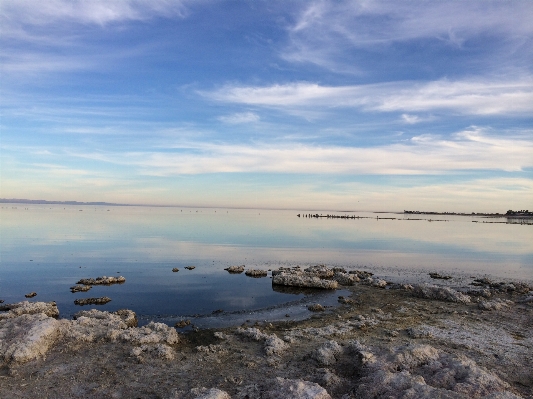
[353,344,517,399]
[337,296,355,305]
[331,267,347,273]
[412,284,471,303]
[272,274,338,290]
[245,269,268,277]
[189,387,231,399]
[130,343,175,360]
[312,340,342,366]
[76,276,125,285]
[308,304,325,312]
[24,292,37,298]
[0,301,59,319]
[406,326,433,338]
[236,327,288,357]
[478,298,513,311]
[113,309,138,327]
[175,320,191,328]
[172,268,180,272]
[120,321,179,345]
[185,266,196,270]
[74,297,111,306]
[70,285,92,293]
[0,313,61,364]
[467,289,492,298]
[263,377,332,399]
[225,265,245,273]
[349,270,373,278]
[333,272,359,285]
[303,265,334,279]
[429,272,452,280]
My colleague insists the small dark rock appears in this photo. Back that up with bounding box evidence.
[74,297,112,306]
[172,268,179,272]
[429,272,452,280]
[308,304,325,312]
[25,292,37,298]
[175,320,191,328]
[185,266,196,270]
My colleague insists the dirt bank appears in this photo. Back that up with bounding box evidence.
[1,270,532,399]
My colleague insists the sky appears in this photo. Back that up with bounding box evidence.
[1,0,532,212]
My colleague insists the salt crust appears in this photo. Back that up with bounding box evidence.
[236,327,288,356]
[0,301,59,319]
[412,283,471,303]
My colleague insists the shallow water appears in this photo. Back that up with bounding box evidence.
[1,205,531,324]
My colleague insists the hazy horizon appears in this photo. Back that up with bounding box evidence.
[1,1,532,211]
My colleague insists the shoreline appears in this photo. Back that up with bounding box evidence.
[1,267,532,399]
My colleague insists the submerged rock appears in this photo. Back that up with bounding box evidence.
[74,297,112,306]
[76,276,125,285]
[272,273,338,289]
[0,301,59,319]
[412,283,471,303]
[225,265,245,273]
[245,269,268,277]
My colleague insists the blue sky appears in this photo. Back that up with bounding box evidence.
[1,0,532,211]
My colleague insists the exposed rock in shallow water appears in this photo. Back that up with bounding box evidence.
[70,285,92,293]
[0,313,61,364]
[333,272,359,285]
[272,273,338,289]
[308,304,325,312]
[185,266,196,270]
[172,268,180,272]
[412,283,471,303]
[74,297,111,306]
[224,265,245,273]
[175,319,191,328]
[24,292,37,298]
[245,269,268,277]
[76,276,125,285]
[429,272,452,280]
[0,301,59,319]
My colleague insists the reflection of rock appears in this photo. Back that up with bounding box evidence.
[273,273,338,289]
[224,265,245,273]
[25,292,37,298]
[172,268,179,272]
[76,276,125,285]
[74,297,112,306]
[271,285,320,295]
[245,269,268,277]
[185,266,196,270]
[0,301,59,319]
[412,284,471,303]
[70,285,92,293]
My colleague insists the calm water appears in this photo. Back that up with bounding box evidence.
[1,205,532,325]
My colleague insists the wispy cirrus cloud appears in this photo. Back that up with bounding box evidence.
[283,0,533,71]
[202,77,533,116]
[217,112,260,124]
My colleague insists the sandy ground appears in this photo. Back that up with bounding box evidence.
[1,271,532,399]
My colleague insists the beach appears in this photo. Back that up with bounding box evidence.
[1,266,532,399]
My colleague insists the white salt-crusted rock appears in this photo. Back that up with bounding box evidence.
[312,340,342,366]
[333,272,359,286]
[76,275,125,285]
[74,308,138,327]
[412,284,471,303]
[119,321,179,345]
[353,344,521,399]
[304,265,334,278]
[272,273,338,289]
[130,343,174,360]
[245,269,268,277]
[263,377,332,399]
[190,387,231,399]
[236,327,288,356]
[63,311,128,342]
[0,301,59,319]
[478,298,513,311]
[0,313,61,364]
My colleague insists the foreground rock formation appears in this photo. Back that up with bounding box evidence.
[1,267,531,399]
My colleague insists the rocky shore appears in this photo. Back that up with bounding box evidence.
[1,266,532,399]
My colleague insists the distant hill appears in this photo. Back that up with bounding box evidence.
[0,198,130,206]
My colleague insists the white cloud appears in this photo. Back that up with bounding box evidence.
[203,77,533,116]
[64,128,533,175]
[218,112,260,124]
